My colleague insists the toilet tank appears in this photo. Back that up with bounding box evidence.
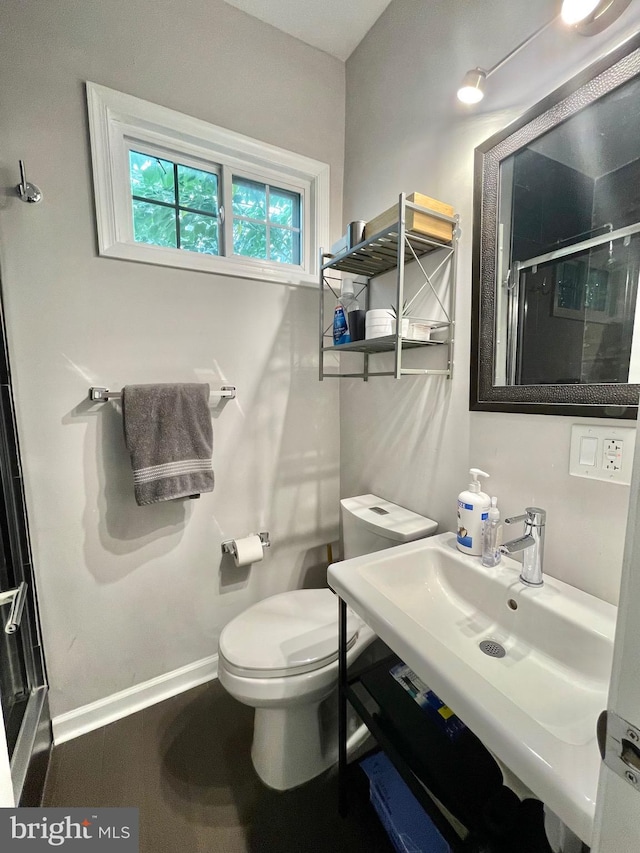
[340,494,438,559]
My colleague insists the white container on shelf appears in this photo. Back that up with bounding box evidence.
[366,309,409,340]
[406,320,435,341]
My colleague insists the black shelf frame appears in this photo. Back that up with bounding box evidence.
[338,598,466,852]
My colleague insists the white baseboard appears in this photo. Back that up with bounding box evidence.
[52,654,218,745]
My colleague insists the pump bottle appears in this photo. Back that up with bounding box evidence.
[457,468,490,556]
[481,496,502,567]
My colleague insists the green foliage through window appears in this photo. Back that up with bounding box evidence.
[129,151,219,255]
[129,152,301,266]
[232,178,301,265]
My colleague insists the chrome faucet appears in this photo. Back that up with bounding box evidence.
[501,507,546,587]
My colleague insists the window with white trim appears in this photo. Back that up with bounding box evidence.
[87,83,330,286]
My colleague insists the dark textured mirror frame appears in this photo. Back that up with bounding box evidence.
[471,33,640,419]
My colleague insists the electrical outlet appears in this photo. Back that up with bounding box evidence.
[570,425,635,484]
[603,439,623,471]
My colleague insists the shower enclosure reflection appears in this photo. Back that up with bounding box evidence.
[496,75,640,389]
[498,232,640,386]
[472,35,640,415]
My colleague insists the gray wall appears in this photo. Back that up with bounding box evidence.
[0,0,345,717]
[342,0,640,605]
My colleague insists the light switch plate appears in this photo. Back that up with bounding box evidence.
[570,425,636,484]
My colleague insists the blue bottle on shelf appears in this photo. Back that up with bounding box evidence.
[333,281,358,345]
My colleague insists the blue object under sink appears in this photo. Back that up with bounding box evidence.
[361,752,451,853]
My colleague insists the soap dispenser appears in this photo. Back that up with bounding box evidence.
[457,468,490,556]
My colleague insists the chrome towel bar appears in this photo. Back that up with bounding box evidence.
[89,385,236,402]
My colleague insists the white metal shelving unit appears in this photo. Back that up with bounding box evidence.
[319,193,459,381]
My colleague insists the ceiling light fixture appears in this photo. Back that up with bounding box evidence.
[561,0,601,24]
[562,0,632,35]
[457,16,554,105]
[457,69,486,104]
[458,0,632,104]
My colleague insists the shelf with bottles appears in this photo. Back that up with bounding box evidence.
[322,320,451,354]
[319,193,459,381]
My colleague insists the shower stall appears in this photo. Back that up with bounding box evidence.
[0,273,50,805]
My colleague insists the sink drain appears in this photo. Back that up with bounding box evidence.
[479,639,506,658]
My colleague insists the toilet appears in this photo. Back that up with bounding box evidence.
[217,494,437,790]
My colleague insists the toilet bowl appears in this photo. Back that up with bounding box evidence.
[219,588,376,790]
[217,494,437,790]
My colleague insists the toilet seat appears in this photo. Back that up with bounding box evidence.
[219,589,359,678]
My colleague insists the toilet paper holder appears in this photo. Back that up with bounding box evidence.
[221,532,271,557]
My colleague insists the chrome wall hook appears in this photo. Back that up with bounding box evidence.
[16,160,42,204]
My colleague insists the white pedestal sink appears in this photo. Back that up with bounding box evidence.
[328,531,617,847]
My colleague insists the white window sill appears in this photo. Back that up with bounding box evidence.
[101,240,319,287]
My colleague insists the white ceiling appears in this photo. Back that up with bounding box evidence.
[222,0,393,61]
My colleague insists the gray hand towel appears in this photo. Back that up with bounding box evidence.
[122,383,214,506]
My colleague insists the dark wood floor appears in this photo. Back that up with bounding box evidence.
[43,680,394,852]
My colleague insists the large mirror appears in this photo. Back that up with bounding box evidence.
[471,34,640,417]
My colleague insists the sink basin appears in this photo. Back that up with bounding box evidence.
[328,532,617,845]
[360,535,612,745]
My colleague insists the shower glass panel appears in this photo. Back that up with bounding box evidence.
[0,510,30,757]
[0,260,50,804]
[511,234,640,386]
[0,622,30,757]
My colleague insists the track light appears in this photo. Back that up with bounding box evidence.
[561,0,601,24]
[457,69,486,104]
[562,0,631,34]
[457,0,632,105]
[457,16,554,105]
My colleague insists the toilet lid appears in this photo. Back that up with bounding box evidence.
[219,589,360,678]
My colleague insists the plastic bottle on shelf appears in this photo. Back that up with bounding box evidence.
[333,281,359,345]
[344,281,365,341]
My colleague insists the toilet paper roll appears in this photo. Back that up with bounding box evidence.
[232,534,264,567]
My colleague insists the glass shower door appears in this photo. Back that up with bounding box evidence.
[0,592,30,759]
[0,275,50,804]
[0,496,31,759]
[0,471,48,806]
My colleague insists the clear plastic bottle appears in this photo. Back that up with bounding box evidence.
[482,496,502,567]
[333,281,359,345]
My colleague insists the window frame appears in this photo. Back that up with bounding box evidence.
[86,82,329,286]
